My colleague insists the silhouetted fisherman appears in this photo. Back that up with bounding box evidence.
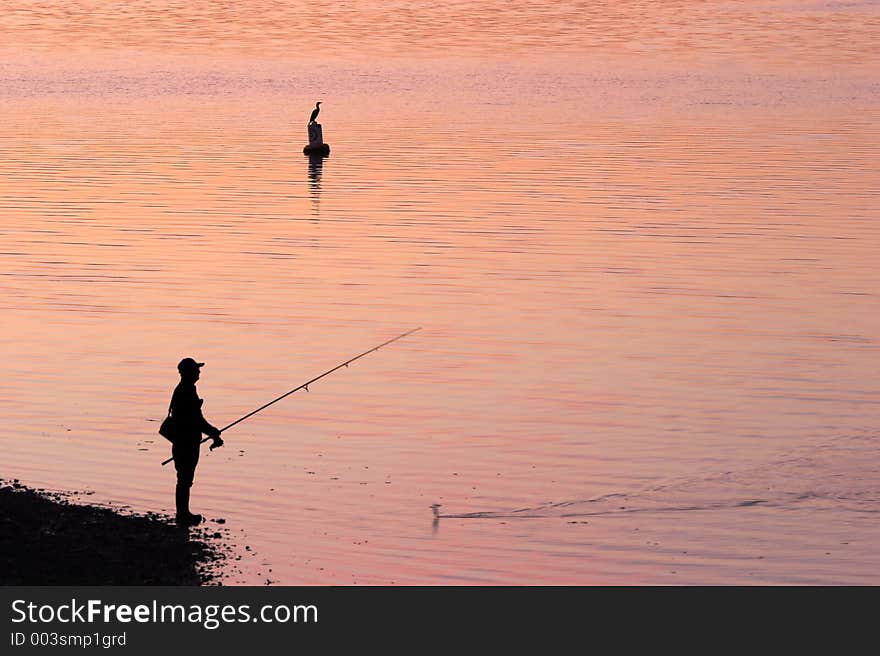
[309,101,321,125]
[169,358,223,525]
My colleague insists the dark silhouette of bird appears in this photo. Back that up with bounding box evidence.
[309,102,322,125]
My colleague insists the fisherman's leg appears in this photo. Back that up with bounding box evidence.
[173,443,201,523]
[174,463,195,514]
[175,481,190,515]
[175,473,200,524]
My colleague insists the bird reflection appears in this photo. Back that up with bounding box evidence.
[307,153,327,217]
[431,504,441,536]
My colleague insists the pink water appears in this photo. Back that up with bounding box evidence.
[1,1,879,584]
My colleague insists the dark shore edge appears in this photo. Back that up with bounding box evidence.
[0,478,228,585]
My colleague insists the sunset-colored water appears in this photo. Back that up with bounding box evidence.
[1,1,878,584]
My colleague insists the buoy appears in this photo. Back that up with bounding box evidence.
[303,123,330,156]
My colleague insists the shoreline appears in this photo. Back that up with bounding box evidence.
[0,479,227,585]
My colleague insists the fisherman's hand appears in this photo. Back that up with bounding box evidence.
[208,427,223,450]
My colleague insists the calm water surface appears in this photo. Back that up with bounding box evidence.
[1,1,879,584]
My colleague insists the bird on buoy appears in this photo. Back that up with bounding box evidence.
[309,101,322,125]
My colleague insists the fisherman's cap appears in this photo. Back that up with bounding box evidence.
[177,357,205,373]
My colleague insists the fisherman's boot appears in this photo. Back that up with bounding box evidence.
[175,484,202,525]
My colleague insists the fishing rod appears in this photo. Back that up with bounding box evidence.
[161,327,422,466]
